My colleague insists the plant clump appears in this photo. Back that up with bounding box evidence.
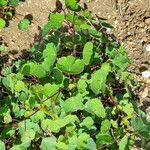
[0,0,20,28]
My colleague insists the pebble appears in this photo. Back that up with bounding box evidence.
[145,18,150,24]
[139,22,145,27]
[142,70,150,78]
[145,44,150,52]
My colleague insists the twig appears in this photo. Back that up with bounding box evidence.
[72,12,77,56]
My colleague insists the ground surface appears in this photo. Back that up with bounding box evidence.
[0,0,150,119]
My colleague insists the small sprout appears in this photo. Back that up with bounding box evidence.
[0,18,6,29]
[9,0,20,7]
[0,43,6,52]
[18,19,30,30]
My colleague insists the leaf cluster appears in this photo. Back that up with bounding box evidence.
[0,0,20,28]
[0,0,149,149]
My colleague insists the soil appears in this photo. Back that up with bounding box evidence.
[0,0,150,126]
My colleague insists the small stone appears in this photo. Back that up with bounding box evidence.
[145,44,150,52]
[145,18,150,24]
[142,37,148,42]
[142,70,150,78]
[106,28,111,34]
[139,22,145,27]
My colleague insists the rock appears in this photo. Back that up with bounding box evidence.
[145,44,150,52]
[142,70,150,78]
[139,22,145,27]
[145,18,150,24]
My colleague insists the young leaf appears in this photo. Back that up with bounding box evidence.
[15,81,25,92]
[42,21,51,36]
[112,53,129,71]
[80,117,94,129]
[96,133,113,147]
[0,140,5,150]
[57,55,84,74]
[101,119,111,133]
[68,135,77,150]
[18,19,30,30]
[20,62,34,76]
[119,135,128,150]
[0,18,6,29]
[30,64,47,78]
[63,96,84,113]
[85,98,106,118]
[90,63,111,94]
[77,79,87,94]
[49,13,64,29]
[42,13,64,36]
[40,137,56,150]
[86,138,97,150]
[10,0,19,6]
[43,83,60,97]
[83,42,94,65]
[42,43,57,69]
[41,115,77,133]
[65,0,80,11]
[10,146,23,150]
[77,133,90,149]
[21,129,36,142]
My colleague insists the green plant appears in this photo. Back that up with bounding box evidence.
[0,18,6,28]
[0,0,20,28]
[0,0,149,149]
[18,18,30,30]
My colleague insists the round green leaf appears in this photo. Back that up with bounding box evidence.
[0,18,6,29]
[57,55,84,74]
[18,19,30,30]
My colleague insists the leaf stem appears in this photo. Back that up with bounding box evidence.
[72,12,77,56]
